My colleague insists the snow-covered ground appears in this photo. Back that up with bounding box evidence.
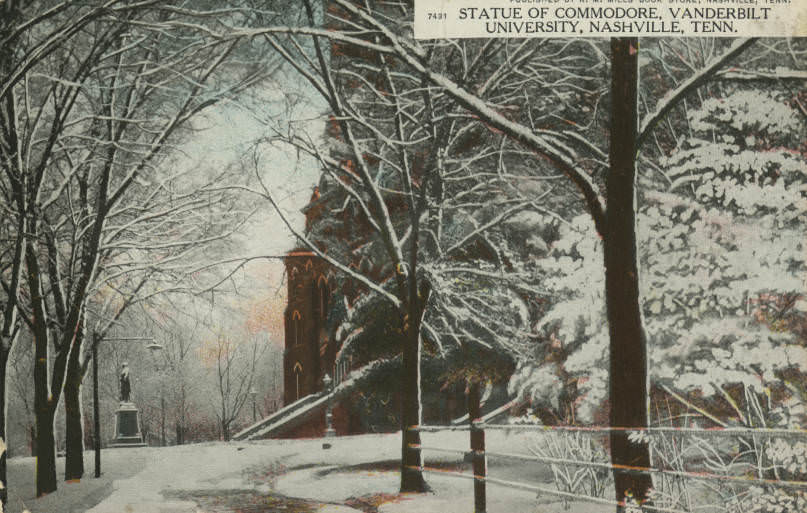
[6,431,608,513]
[7,448,150,513]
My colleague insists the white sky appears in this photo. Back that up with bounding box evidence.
[167,69,326,349]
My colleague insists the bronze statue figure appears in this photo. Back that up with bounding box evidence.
[120,362,132,402]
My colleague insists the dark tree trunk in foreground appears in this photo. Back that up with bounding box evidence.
[93,342,101,478]
[34,339,58,496]
[400,315,427,492]
[33,322,73,496]
[399,171,430,493]
[27,239,73,496]
[35,410,58,495]
[64,326,86,481]
[605,37,653,509]
[29,249,58,496]
[468,383,486,512]
[34,374,59,496]
[0,346,9,506]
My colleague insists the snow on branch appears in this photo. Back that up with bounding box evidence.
[637,38,758,150]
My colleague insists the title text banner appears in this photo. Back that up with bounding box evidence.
[414,0,807,39]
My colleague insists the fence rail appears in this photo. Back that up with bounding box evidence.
[413,441,807,490]
[406,463,692,513]
[409,395,807,513]
[418,423,807,438]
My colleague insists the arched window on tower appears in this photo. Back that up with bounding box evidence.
[293,362,303,400]
[317,275,329,321]
[291,310,302,346]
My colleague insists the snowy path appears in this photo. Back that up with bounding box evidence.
[7,435,401,513]
[7,432,603,512]
[7,448,149,513]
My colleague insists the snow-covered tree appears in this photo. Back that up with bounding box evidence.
[1,1,273,496]
[514,87,807,434]
[649,89,806,427]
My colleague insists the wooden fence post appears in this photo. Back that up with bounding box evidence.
[469,383,486,513]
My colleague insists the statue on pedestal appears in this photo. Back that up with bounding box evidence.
[113,361,145,447]
[120,362,132,403]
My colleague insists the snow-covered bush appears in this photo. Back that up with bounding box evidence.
[508,89,807,429]
[766,438,807,478]
[742,487,807,513]
[526,429,611,507]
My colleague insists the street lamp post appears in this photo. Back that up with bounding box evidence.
[92,334,155,478]
[322,374,335,449]
[146,342,166,447]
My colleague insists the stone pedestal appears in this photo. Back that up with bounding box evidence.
[112,402,146,447]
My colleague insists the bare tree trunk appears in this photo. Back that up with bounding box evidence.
[221,420,230,442]
[399,277,431,492]
[399,318,426,492]
[35,410,58,494]
[27,239,67,496]
[0,345,10,505]
[606,37,653,510]
[34,379,59,495]
[34,394,58,497]
[29,271,58,495]
[64,325,85,481]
